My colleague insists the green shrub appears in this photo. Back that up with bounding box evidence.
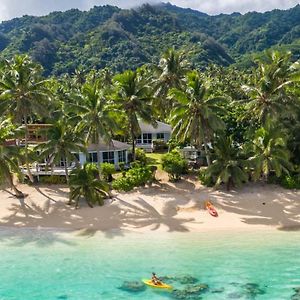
[162,150,188,181]
[153,139,168,151]
[112,165,155,192]
[198,168,214,187]
[39,176,67,184]
[280,174,300,189]
[135,148,147,166]
[112,177,134,192]
[100,163,116,182]
[118,162,125,171]
[85,163,99,179]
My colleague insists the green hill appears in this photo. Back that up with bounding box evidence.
[0,3,299,75]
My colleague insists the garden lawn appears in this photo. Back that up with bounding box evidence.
[146,152,165,170]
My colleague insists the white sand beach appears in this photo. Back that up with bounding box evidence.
[0,171,299,233]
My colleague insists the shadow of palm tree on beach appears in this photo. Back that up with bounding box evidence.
[208,183,300,230]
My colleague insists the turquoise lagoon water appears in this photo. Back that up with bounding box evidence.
[0,228,300,299]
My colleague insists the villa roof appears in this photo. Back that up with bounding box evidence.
[139,120,172,134]
[87,139,130,152]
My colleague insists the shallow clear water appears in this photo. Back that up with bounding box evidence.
[0,228,299,299]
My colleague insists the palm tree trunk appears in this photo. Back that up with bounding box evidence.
[203,140,211,166]
[8,174,24,198]
[131,127,136,161]
[132,138,136,161]
[24,117,34,183]
[97,140,102,177]
[64,156,69,184]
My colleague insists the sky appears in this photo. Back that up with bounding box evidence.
[0,0,299,21]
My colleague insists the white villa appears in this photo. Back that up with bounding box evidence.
[136,120,172,152]
[18,121,172,178]
[78,140,130,166]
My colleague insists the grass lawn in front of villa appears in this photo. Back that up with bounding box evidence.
[146,152,166,170]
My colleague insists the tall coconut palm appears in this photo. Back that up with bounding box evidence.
[113,69,155,160]
[0,55,52,182]
[242,51,300,125]
[73,80,119,167]
[207,135,248,190]
[247,125,293,181]
[153,48,190,116]
[68,164,109,208]
[37,120,86,183]
[169,71,226,165]
[0,119,23,197]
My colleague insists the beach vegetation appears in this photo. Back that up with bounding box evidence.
[135,148,147,166]
[0,55,52,182]
[100,163,116,182]
[0,43,300,196]
[162,150,188,181]
[113,69,155,160]
[68,164,110,208]
[206,136,248,190]
[0,119,24,197]
[168,70,226,165]
[112,164,154,191]
[36,120,86,183]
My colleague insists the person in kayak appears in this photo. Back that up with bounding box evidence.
[151,273,162,285]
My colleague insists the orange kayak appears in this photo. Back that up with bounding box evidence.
[205,201,218,217]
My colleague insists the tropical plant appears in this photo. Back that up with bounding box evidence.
[0,55,52,182]
[113,69,155,160]
[206,136,248,190]
[112,164,154,192]
[36,120,86,183]
[242,51,300,125]
[169,71,226,165]
[247,125,293,181]
[68,164,110,208]
[100,163,116,182]
[153,48,189,116]
[74,79,119,167]
[135,148,147,166]
[0,119,24,197]
[161,149,188,181]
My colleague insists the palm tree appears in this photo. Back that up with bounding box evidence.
[242,51,300,125]
[0,119,24,197]
[206,135,248,190]
[169,71,226,165]
[68,164,109,208]
[37,120,86,183]
[78,80,119,165]
[113,69,155,160]
[153,48,190,116]
[0,55,52,182]
[247,125,293,181]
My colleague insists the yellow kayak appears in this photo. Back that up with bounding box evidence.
[142,279,172,289]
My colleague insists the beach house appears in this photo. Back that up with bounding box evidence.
[19,125,130,178]
[136,120,172,152]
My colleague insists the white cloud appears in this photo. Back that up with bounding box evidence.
[0,0,299,21]
[171,0,300,15]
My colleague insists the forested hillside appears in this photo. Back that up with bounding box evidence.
[0,3,299,75]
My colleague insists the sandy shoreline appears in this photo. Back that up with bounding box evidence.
[0,172,299,233]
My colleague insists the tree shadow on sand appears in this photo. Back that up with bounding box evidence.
[115,196,197,232]
[0,187,197,239]
[208,183,300,230]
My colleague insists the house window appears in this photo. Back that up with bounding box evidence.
[143,133,152,144]
[156,133,165,140]
[118,150,126,163]
[103,151,114,164]
[60,158,66,167]
[136,135,142,144]
[88,152,98,163]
